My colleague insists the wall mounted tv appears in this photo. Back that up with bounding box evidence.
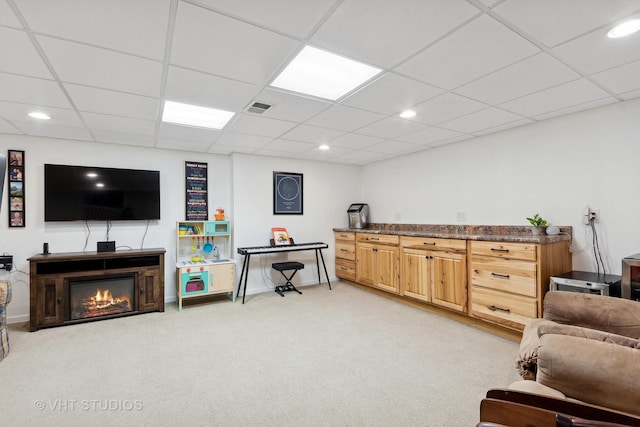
[44,164,160,222]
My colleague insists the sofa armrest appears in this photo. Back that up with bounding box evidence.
[543,291,640,338]
[0,280,11,306]
[537,334,640,416]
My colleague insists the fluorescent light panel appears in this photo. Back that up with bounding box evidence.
[607,19,640,38]
[271,46,382,100]
[162,101,234,129]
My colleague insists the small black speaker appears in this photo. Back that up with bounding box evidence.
[97,241,116,252]
[43,242,49,255]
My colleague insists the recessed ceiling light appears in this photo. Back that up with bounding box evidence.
[319,144,330,150]
[28,111,50,120]
[607,19,640,38]
[162,101,235,129]
[270,45,382,100]
[399,110,416,119]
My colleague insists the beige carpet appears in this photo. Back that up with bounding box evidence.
[0,281,519,426]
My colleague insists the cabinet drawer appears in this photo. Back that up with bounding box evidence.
[471,255,537,297]
[335,259,356,281]
[335,241,356,261]
[400,236,466,252]
[356,233,399,245]
[471,286,538,330]
[334,231,355,242]
[470,241,537,261]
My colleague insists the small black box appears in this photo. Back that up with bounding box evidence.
[97,241,116,252]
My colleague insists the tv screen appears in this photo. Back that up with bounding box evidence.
[44,164,160,221]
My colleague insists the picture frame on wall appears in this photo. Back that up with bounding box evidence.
[273,171,303,215]
[8,150,25,228]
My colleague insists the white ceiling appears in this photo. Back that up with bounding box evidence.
[1,0,640,165]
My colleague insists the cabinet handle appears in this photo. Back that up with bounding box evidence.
[488,305,510,313]
[491,272,510,279]
[423,242,436,245]
[490,248,509,252]
[340,248,348,252]
[57,298,62,305]
[370,237,380,241]
[140,287,144,294]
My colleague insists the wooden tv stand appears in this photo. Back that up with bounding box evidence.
[28,248,165,331]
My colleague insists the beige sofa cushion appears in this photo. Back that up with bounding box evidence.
[538,322,640,349]
[536,333,640,416]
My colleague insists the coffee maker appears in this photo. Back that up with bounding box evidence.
[347,203,369,229]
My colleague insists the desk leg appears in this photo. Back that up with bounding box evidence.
[236,254,250,304]
[316,249,332,290]
[241,254,251,304]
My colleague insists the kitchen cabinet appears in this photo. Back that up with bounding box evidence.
[334,231,356,281]
[400,237,467,312]
[469,240,571,331]
[356,233,399,294]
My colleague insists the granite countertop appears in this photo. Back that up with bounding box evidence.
[333,223,572,243]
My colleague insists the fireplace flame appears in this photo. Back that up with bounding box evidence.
[82,288,131,314]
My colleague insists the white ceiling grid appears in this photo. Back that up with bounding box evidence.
[0,0,639,165]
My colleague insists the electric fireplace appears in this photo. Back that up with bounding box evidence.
[622,254,640,300]
[69,274,135,320]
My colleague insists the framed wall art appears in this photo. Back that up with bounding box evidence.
[185,161,208,220]
[8,150,25,227]
[273,171,303,215]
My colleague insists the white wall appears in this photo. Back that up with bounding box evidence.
[361,97,640,275]
[230,153,361,296]
[0,134,233,322]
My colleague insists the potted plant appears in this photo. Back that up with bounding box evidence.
[526,213,548,235]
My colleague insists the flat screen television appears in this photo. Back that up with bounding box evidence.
[44,164,160,221]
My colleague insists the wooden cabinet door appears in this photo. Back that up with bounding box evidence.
[356,242,375,286]
[401,248,431,302]
[431,252,467,313]
[376,245,399,294]
[35,277,65,327]
[138,269,163,312]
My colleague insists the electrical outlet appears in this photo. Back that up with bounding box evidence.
[583,206,598,224]
[0,255,13,271]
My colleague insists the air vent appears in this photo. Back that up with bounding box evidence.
[245,101,272,114]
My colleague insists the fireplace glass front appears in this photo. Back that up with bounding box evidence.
[69,274,135,320]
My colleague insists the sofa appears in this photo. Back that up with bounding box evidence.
[513,290,640,417]
[0,280,12,362]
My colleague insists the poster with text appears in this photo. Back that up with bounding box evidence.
[185,161,208,220]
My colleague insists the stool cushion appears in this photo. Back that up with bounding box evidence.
[272,262,304,271]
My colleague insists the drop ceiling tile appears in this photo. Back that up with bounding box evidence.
[92,130,154,147]
[65,84,159,121]
[226,114,297,137]
[311,0,480,68]
[280,124,344,144]
[195,0,336,38]
[0,1,21,27]
[621,88,640,100]
[156,138,212,152]
[438,108,525,134]
[494,0,640,47]
[12,121,93,141]
[396,14,539,90]
[294,146,352,161]
[250,88,332,122]
[0,117,20,134]
[305,104,385,132]
[366,140,421,154]
[591,59,640,95]
[552,27,640,75]
[478,0,502,6]
[0,28,52,78]
[428,134,472,147]
[208,144,246,155]
[0,73,71,108]
[158,122,221,143]
[500,79,613,117]
[215,133,272,149]
[329,133,385,150]
[532,97,617,121]
[454,53,581,104]
[396,126,463,145]
[412,93,487,125]
[37,36,163,97]
[356,116,427,139]
[14,0,170,60]
[252,148,296,158]
[171,2,299,85]
[164,66,261,112]
[260,141,316,155]
[81,112,156,136]
[331,149,391,164]
[341,72,443,115]
[0,101,82,127]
